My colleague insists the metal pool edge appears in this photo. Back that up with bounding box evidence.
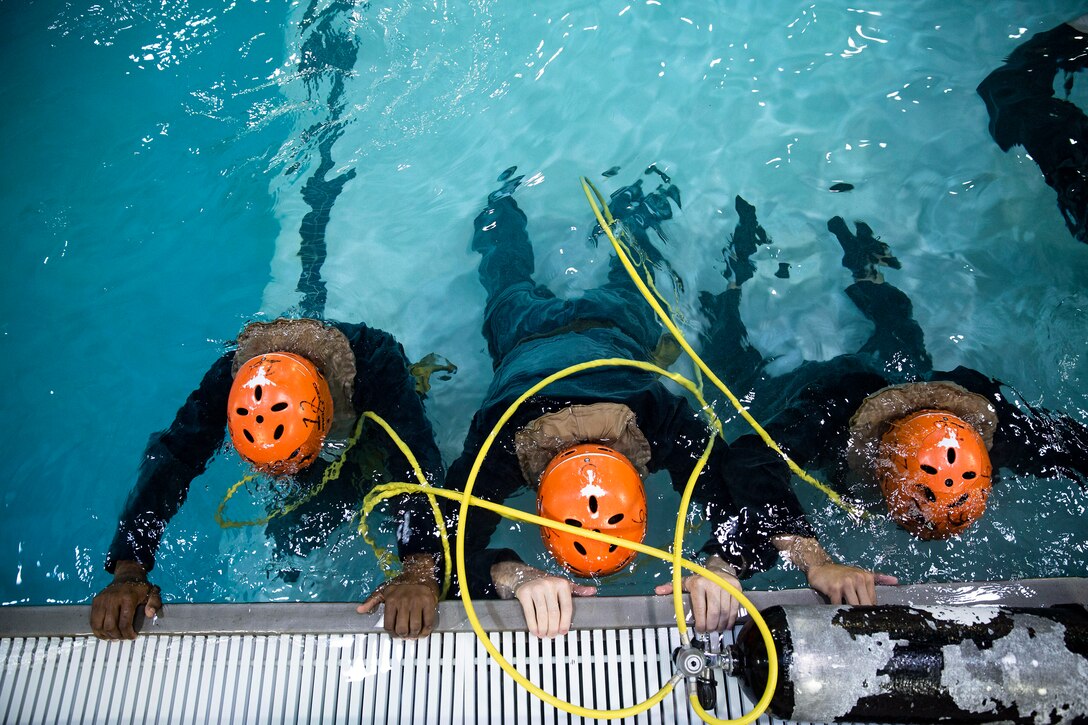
[1,577,1084,637]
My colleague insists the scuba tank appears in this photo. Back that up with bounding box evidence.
[731,604,1088,723]
[696,604,1088,723]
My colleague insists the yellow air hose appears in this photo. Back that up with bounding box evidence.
[264,176,898,722]
[217,412,455,599]
[352,177,878,722]
[580,176,859,516]
[359,360,778,723]
[218,378,777,719]
[215,414,372,529]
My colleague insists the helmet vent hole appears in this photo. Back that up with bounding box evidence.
[588,496,598,514]
[963,471,977,480]
[920,464,938,475]
[944,478,954,487]
[243,429,255,443]
[288,448,300,460]
[564,519,582,528]
[608,513,624,524]
[254,385,263,401]
[608,544,618,553]
[271,402,289,412]
[573,542,587,556]
[235,408,249,416]
[947,448,956,464]
[949,493,970,508]
[255,415,264,424]
[921,487,937,502]
[273,424,285,440]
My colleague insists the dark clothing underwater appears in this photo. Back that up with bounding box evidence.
[699,276,1088,501]
[448,195,817,598]
[105,322,444,574]
[978,21,1088,243]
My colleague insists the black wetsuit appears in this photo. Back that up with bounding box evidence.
[448,194,816,598]
[978,21,1088,243]
[105,322,444,575]
[699,277,1088,498]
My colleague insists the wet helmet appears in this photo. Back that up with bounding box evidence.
[227,352,333,476]
[876,410,993,539]
[536,444,647,577]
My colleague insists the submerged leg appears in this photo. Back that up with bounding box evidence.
[828,217,931,377]
[827,216,901,284]
[580,174,686,354]
[699,196,770,388]
[977,21,1088,243]
[594,171,685,290]
[472,172,575,367]
[472,181,534,304]
[724,195,770,289]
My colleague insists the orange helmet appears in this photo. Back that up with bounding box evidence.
[227,352,333,476]
[536,444,647,577]
[876,410,993,539]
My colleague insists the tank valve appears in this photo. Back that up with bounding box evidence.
[673,640,724,710]
[673,646,706,677]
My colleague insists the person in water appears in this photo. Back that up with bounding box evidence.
[91,318,447,640]
[698,197,1088,539]
[977,13,1088,244]
[444,172,892,639]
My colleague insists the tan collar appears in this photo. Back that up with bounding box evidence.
[515,403,652,486]
[232,319,358,430]
[846,381,998,475]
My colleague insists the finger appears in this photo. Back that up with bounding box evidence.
[145,590,163,619]
[518,591,541,638]
[389,602,411,638]
[725,593,740,631]
[702,587,721,635]
[689,582,708,633]
[514,586,535,636]
[356,590,385,614]
[654,583,674,595]
[558,584,573,635]
[709,592,726,631]
[545,589,562,639]
[875,573,899,587]
[101,605,122,641]
[408,602,424,638]
[388,606,405,638]
[864,575,877,606]
[572,585,597,597]
[709,592,726,632]
[532,588,554,638]
[90,600,106,639]
[118,599,138,640]
[841,580,861,606]
[420,599,436,638]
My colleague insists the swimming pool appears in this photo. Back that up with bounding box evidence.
[2,0,1086,609]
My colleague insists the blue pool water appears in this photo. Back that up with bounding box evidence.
[1,0,1086,607]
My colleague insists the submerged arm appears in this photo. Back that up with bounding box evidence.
[94,353,233,640]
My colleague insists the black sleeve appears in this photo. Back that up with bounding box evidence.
[978,22,1088,152]
[995,406,1088,486]
[350,325,448,561]
[943,367,1088,487]
[647,396,815,579]
[105,353,234,573]
[443,420,526,598]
